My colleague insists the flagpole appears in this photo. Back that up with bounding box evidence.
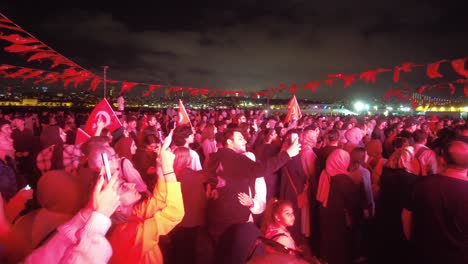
[102,66,108,99]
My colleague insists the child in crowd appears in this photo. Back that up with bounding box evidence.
[262,200,298,254]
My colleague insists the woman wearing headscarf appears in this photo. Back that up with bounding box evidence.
[316,149,363,264]
[371,137,420,264]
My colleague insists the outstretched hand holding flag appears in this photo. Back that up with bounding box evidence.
[84,99,122,136]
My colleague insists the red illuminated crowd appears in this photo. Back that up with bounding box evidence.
[0,105,467,264]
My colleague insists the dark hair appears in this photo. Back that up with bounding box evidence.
[143,134,160,146]
[126,115,137,124]
[326,129,340,142]
[349,147,366,171]
[392,137,409,149]
[172,124,193,147]
[222,128,242,147]
[413,129,428,143]
[173,147,192,175]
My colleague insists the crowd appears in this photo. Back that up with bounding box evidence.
[0,106,467,264]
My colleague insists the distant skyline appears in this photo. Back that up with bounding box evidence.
[0,0,467,100]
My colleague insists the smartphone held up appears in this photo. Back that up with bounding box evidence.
[101,153,113,181]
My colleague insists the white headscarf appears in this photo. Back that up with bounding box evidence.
[316,149,350,207]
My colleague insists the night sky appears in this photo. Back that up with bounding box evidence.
[0,0,467,101]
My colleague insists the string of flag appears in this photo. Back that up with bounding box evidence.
[1,12,467,100]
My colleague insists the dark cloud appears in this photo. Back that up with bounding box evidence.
[0,0,467,100]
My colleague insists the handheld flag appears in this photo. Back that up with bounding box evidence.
[284,95,302,124]
[178,99,192,127]
[84,99,122,136]
[75,128,91,145]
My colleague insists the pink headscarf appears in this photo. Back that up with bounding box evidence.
[316,149,350,207]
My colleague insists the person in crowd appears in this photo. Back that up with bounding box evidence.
[412,129,438,176]
[37,125,83,176]
[365,139,386,198]
[262,199,298,254]
[23,173,120,264]
[11,115,36,184]
[280,125,319,245]
[0,119,22,202]
[240,150,267,225]
[371,137,419,264]
[204,128,300,248]
[141,114,161,139]
[5,170,89,263]
[201,123,218,164]
[133,134,160,191]
[402,140,468,264]
[254,128,282,202]
[316,129,340,173]
[106,130,184,264]
[163,146,207,264]
[172,124,202,171]
[398,118,419,145]
[371,119,387,144]
[316,148,363,264]
[114,136,137,160]
[343,127,364,153]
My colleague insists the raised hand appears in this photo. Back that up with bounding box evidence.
[90,173,120,217]
[286,137,301,157]
[160,130,175,170]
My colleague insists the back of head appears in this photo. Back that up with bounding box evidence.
[40,125,62,149]
[350,147,366,165]
[442,140,468,169]
[366,139,382,158]
[36,170,87,214]
[413,129,427,143]
[81,136,110,156]
[172,124,193,147]
[326,129,340,143]
[392,137,409,149]
[173,146,192,174]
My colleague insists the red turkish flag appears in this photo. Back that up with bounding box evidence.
[27,51,57,62]
[343,75,355,88]
[4,44,46,53]
[426,60,446,79]
[4,68,34,78]
[448,83,456,95]
[324,79,334,87]
[302,81,320,91]
[0,34,39,44]
[290,84,298,94]
[84,99,122,136]
[75,128,91,145]
[120,82,139,94]
[284,95,302,124]
[87,78,102,91]
[178,99,192,127]
[22,70,44,80]
[451,58,468,78]
[142,84,163,97]
[0,65,15,71]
